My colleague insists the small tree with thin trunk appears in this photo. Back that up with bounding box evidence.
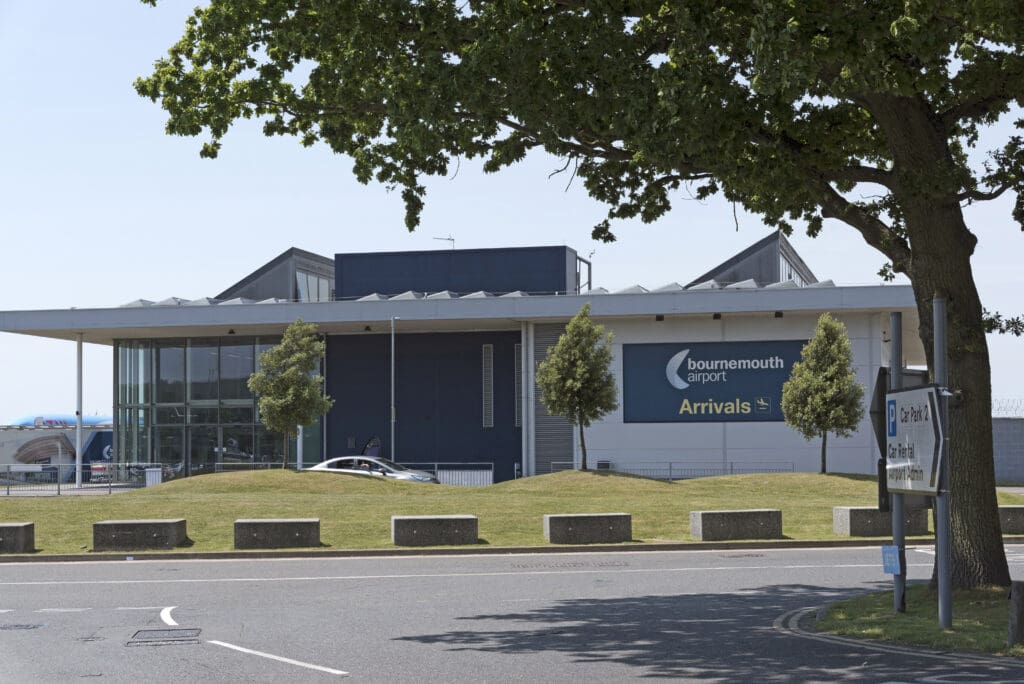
[248,318,334,468]
[782,313,865,474]
[536,304,618,471]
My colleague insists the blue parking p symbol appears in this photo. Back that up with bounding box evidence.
[887,400,897,437]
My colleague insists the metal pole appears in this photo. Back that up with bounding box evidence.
[76,333,83,488]
[390,316,398,462]
[934,296,952,629]
[890,312,907,613]
[296,424,304,471]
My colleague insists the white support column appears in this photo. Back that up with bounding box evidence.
[520,322,528,478]
[296,425,304,470]
[526,322,536,477]
[75,333,83,488]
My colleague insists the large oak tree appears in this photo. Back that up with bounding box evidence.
[138,1,1024,587]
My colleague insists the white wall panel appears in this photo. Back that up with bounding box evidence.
[586,309,888,476]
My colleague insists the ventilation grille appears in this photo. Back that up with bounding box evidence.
[482,344,494,429]
[514,343,522,428]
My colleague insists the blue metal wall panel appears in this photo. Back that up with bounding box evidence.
[325,331,522,481]
[334,247,574,298]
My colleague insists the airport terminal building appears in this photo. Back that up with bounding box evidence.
[0,233,924,482]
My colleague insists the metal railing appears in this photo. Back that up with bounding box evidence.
[399,462,495,486]
[548,460,795,481]
[0,463,151,496]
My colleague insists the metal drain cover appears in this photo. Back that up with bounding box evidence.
[133,629,201,640]
[127,628,200,647]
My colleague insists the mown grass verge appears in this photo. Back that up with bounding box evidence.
[2,470,1023,554]
[817,583,1024,657]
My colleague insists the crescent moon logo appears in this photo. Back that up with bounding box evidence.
[665,349,690,390]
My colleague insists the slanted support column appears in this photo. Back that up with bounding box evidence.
[76,333,83,488]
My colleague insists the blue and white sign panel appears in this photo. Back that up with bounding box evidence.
[881,545,902,575]
[622,341,805,423]
[885,385,944,495]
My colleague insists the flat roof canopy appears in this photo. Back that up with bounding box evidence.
[0,285,925,364]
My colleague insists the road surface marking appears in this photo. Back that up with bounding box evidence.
[208,640,348,676]
[0,562,934,587]
[35,608,90,613]
[116,606,166,611]
[160,606,177,626]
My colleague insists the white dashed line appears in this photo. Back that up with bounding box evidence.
[208,640,348,677]
[35,608,90,613]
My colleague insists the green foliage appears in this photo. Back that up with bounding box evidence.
[247,319,334,461]
[535,304,618,469]
[781,313,865,474]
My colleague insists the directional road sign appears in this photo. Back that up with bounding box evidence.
[885,385,945,495]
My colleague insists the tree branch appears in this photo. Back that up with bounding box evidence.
[815,180,912,274]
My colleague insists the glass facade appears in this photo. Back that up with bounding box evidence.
[115,336,324,477]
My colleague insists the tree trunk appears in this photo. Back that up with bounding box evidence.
[820,430,828,475]
[283,435,290,470]
[578,417,588,471]
[850,95,1009,588]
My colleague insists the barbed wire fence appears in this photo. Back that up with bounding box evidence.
[993,399,1024,418]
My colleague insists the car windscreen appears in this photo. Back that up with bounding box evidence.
[372,458,408,471]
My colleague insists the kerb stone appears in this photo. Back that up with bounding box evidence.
[234,519,321,549]
[543,513,632,544]
[392,515,478,546]
[690,509,782,541]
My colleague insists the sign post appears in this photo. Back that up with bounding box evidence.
[889,311,906,613]
[884,296,951,630]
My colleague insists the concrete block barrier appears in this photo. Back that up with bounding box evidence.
[234,518,321,549]
[0,522,34,553]
[1000,506,1024,534]
[833,506,929,537]
[690,509,782,541]
[93,519,187,551]
[392,515,478,546]
[543,513,632,544]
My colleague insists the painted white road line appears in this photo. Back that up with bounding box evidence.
[160,606,177,626]
[208,640,348,677]
[35,608,90,613]
[0,609,12,613]
[0,562,935,588]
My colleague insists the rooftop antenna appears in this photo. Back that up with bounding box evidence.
[434,235,455,249]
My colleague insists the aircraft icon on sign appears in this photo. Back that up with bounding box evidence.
[755,397,771,412]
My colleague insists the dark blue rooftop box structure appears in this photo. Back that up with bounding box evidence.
[334,246,586,299]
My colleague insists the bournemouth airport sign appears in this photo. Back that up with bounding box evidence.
[622,341,804,423]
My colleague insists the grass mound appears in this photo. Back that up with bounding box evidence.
[4,470,1022,554]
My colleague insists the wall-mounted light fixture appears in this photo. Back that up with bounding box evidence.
[227,329,236,335]
[364,325,372,332]
[774,311,784,319]
[712,312,722,320]
[655,314,665,322]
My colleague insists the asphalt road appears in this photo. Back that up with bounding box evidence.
[2,546,1024,683]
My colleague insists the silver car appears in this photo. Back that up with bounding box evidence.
[307,456,439,483]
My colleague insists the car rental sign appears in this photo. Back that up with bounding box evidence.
[885,385,945,495]
[622,341,805,423]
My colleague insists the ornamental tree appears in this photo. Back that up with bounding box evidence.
[248,318,334,468]
[536,304,618,471]
[782,314,865,475]
[137,1,1021,587]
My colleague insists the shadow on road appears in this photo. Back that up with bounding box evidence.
[395,583,1020,680]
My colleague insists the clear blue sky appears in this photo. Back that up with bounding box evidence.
[0,2,1020,422]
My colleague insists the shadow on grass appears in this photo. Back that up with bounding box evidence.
[394,582,1017,680]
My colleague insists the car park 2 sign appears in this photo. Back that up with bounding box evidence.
[622,341,805,423]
